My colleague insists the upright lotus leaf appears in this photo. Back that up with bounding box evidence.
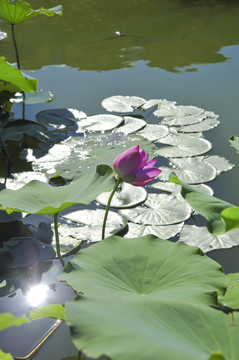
[221,207,239,232]
[170,175,234,235]
[0,57,37,92]
[229,135,239,154]
[59,235,228,360]
[0,0,62,24]
[0,313,29,331]
[0,350,14,360]
[0,165,114,214]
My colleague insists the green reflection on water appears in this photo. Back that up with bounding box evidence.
[1,0,239,71]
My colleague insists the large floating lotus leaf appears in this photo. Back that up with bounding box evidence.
[113,116,146,134]
[229,135,239,154]
[170,175,234,235]
[59,235,228,360]
[179,225,239,253]
[142,98,176,110]
[125,222,183,239]
[65,297,239,360]
[158,157,216,184]
[36,108,85,129]
[137,124,169,141]
[101,95,145,112]
[202,155,234,175]
[0,0,62,24]
[53,134,156,180]
[59,209,127,243]
[77,114,124,132]
[218,273,239,309]
[155,133,212,158]
[119,193,191,225]
[95,183,147,209]
[0,313,29,331]
[0,57,37,93]
[176,113,219,133]
[0,165,114,214]
[155,105,204,124]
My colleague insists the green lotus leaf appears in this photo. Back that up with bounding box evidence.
[155,133,212,158]
[0,350,14,360]
[24,90,55,104]
[179,225,239,253]
[0,313,29,331]
[229,135,239,154]
[170,175,234,235]
[76,114,124,132]
[0,165,114,214]
[0,0,62,24]
[30,304,65,320]
[59,235,228,360]
[218,273,239,309]
[95,183,147,208]
[59,209,127,243]
[119,193,191,225]
[101,95,145,112]
[113,115,146,134]
[0,57,37,93]
[221,207,239,232]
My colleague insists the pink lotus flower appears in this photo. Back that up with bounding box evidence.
[113,145,161,186]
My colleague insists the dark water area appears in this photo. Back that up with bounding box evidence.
[0,0,239,359]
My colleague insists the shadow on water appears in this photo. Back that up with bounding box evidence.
[1,0,239,71]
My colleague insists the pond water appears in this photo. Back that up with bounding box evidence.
[1,0,239,359]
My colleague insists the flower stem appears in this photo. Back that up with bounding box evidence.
[102,177,121,240]
[54,213,65,267]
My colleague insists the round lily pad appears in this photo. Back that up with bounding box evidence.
[155,133,212,158]
[180,225,239,253]
[155,105,205,125]
[113,116,146,134]
[142,98,176,110]
[120,193,191,225]
[137,124,169,141]
[101,95,146,112]
[95,183,147,209]
[76,114,124,132]
[60,209,127,242]
[157,157,217,184]
[176,114,219,133]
